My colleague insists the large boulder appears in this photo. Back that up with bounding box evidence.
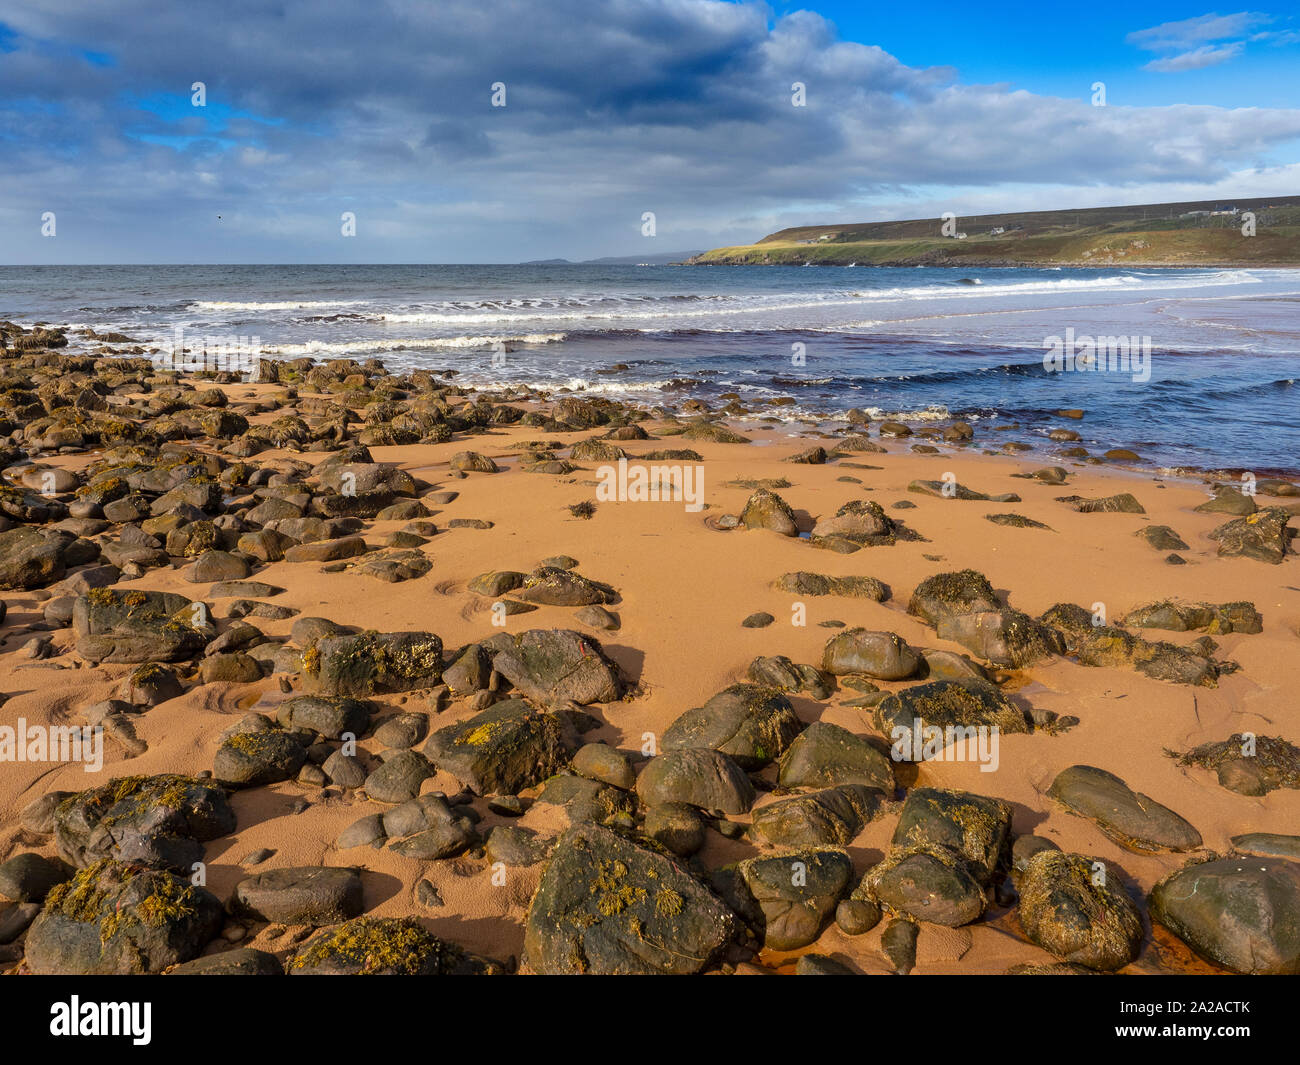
[719,849,853,951]
[874,680,1030,759]
[1150,857,1300,974]
[54,774,236,872]
[423,699,575,795]
[751,785,884,848]
[0,526,72,590]
[821,628,921,680]
[908,569,999,627]
[301,630,444,696]
[936,609,1064,667]
[1048,765,1201,853]
[1208,507,1293,564]
[636,748,755,814]
[25,859,223,974]
[482,629,621,706]
[661,683,802,770]
[523,823,738,974]
[777,720,894,792]
[72,588,208,663]
[1016,850,1143,971]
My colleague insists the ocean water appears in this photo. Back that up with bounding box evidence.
[1,263,1298,474]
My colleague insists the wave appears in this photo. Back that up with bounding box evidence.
[260,333,567,356]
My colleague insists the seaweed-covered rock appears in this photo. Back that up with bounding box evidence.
[661,683,802,770]
[751,785,884,848]
[55,774,236,872]
[523,822,738,974]
[1173,734,1300,796]
[936,608,1064,667]
[1149,857,1300,974]
[821,628,921,680]
[1016,850,1143,971]
[1208,506,1293,564]
[423,699,575,795]
[213,730,308,788]
[810,500,910,549]
[25,859,223,974]
[291,916,505,974]
[907,569,1000,627]
[775,572,889,601]
[515,567,617,607]
[740,488,798,536]
[0,525,72,590]
[873,680,1030,756]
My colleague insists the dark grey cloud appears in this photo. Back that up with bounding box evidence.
[2,0,1299,262]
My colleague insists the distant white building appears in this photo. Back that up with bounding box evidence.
[990,226,1005,235]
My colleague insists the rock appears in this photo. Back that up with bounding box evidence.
[741,612,774,628]
[1017,850,1143,971]
[199,652,264,684]
[25,859,223,974]
[739,488,798,536]
[1048,765,1201,852]
[722,849,853,951]
[54,774,236,872]
[636,748,755,814]
[233,866,364,924]
[373,712,429,749]
[284,535,369,563]
[1230,833,1300,860]
[482,629,621,705]
[777,721,894,792]
[908,569,1000,627]
[661,683,802,770]
[810,499,908,548]
[751,785,884,848]
[214,730,308,787]
[0,853,70,903]
[835,896,882,936]
[468,570,525,596]
[515,567,616,607]
[1136,525,1189,551]
[277,695,371,739]
[775,571,889,601]
[363,749,433,804]
[486,825,554,866]
[573,604,620,630]
[323,751,368,788]
[1150,857,1300,974]
[187,550,250,583]
[72,588,208,663]
[644,802,706,856]
[448,451,499,474]
[746,655,832,699]
[20,792,73,835]
[423,699,574,795]
[1195,488,1256,516]
[0,526,71,590]
[290,916,504,974]
[936,609,1064,667]
[1208,507,1293,563]
[337,813,386,849]
[1057,493,1145,514]
[822,628,921,680]
[874,680,1030,755]
[169,947,283,975]
[1122,600,1262,635]
[1174,734,1300,796]
[881,918,919,974]
[302,630,443,696]
[535,774,635,827]
[523,822,737,974]
[862,787,1011,927]
[571,743,635,790]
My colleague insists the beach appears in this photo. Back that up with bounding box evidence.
[0,317,1297,975]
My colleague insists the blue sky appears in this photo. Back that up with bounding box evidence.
[2,1,1299,263]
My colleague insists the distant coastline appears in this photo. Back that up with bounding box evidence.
[687,195,1300,267]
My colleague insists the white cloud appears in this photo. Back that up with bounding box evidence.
[1144,42,1244,71]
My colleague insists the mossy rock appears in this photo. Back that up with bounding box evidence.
[1017,850,1143,971]
[26,859,223,974]
[524,822,738,974]
[55,774,236,872]
[290,915,505,974]
[423,699,575,796]
[661,683,802,770]
[303,630,444,697]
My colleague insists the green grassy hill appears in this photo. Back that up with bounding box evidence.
[687,196,1300,266]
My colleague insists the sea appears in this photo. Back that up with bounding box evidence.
[1,263,1297,475]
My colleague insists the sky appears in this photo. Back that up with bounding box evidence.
[2,1,1299,263]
